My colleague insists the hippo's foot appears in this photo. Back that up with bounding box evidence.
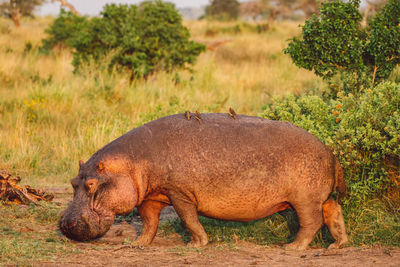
[283,241,308,251]
[134,236,153,247]
[327,238,348,249]
[327,242,340,249]
[188,237,208,247]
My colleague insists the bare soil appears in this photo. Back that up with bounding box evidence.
[38,191,400,266]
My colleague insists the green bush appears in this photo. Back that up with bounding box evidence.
[41,1,205,78]
[365,0,400,82]
[262,82,400,206]
[284,0,400,91]
[40,9,88,52]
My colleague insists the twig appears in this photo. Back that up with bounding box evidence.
[334,63,345,70]
[113,245,132,251]
[372,65,378,85]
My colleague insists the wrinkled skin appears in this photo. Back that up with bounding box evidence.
[60,113,348,250]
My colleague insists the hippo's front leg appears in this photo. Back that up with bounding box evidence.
[136,200,168,246]
[169,193,208,247]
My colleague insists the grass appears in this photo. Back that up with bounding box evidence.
[160,211,300,246]
[0,16,399,264]
[0,202,79,264]
[345,200,400,247]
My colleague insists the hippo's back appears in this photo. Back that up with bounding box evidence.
[98,113,332,173]
[136,114,333,187]
[141,113,328,161]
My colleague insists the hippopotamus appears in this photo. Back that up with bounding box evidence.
[59,112,348,250]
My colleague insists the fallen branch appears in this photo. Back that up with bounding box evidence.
[0,170,54,205]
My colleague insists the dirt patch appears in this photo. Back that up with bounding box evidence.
[40,224,400,266]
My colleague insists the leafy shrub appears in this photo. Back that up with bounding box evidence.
[262,82,400,206]
[284,0,400,91]
[40,9,88,52]
[41,1,205,78]
[365,0,400,82]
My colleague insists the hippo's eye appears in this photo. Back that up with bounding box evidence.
[93,181,108,202]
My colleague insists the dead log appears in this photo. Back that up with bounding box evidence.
[0,170,54,205]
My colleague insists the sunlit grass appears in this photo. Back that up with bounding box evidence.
[0,202,80,264]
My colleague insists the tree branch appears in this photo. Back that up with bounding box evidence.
[334,63,345,70]
[55,0,80,16]
[372,65,378,85]
[9,0,21,27]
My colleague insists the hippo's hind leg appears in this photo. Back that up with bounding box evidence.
[169,194,208,247]
[136,200,168,246]
[284,201,324,250]
[323,198,348,249]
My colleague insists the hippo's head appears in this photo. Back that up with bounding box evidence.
[59,158,138,241]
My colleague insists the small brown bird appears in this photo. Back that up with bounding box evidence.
[229,107,237,119]
[195,110,202,123]
[184,111,191,120]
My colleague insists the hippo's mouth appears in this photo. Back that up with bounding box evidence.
[59,202,115,242]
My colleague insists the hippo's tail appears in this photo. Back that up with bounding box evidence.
[334,157,347,203]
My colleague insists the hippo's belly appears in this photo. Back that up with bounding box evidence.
[194,184,291,221]
[169,170,290,221]
[197,199,291,222]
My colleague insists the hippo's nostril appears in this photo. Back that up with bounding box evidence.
[81,213,89,225]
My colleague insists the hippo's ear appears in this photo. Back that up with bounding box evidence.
[97,161,105,172]
[79,160,84,168]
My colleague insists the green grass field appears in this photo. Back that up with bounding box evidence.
[0,17,398,264]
